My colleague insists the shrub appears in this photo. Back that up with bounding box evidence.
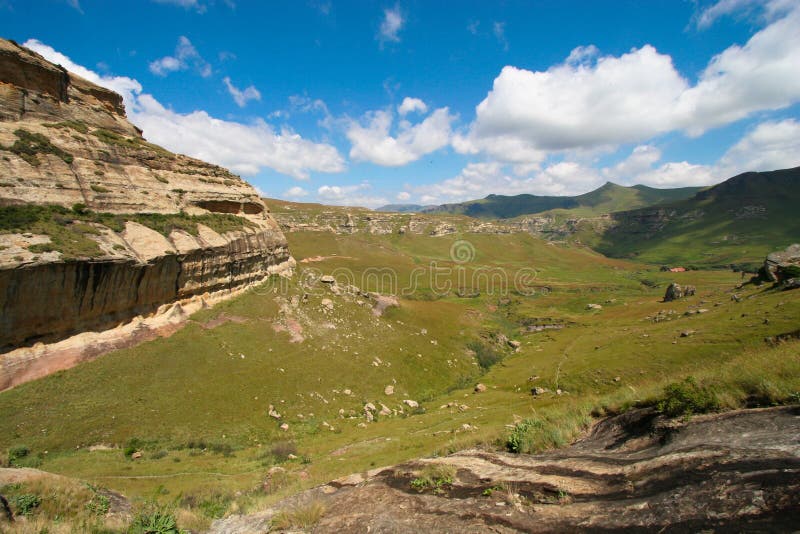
[129,501,182,534]
[409,464,456,494]
[90,184,111,193]
[7,129,74,166]
[11,493,41,516]
[270,501,326,530]
[123,437,145,458]
[7,445,30,464]
[467,340,503,370]
[656,377,720,418]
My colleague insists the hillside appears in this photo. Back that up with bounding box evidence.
[421,182,703,219]
[0,39,293,387]
[594,167,800,267]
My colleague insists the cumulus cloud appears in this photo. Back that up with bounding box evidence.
[396,191,411,201]
[604,119,800,188]
[458,5,800,165]
[414,160,603,203]
[317,183,388,208]
[398,97,428,116]
[284,186,309,198]
[223,77,261,107]
[347,107,456,166]
[603,145,662,182]
[25,39,346,181]
[378,5,404,45]
[149,36,212,77]
[716,118,800,174]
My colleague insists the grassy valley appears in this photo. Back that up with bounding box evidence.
[1,226,798,531]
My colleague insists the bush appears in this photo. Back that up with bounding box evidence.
[409,464,456,494]
[11,493,41,516]
[124,437,145,458]
[656,377,720,418]
[467,340,502,370]
[129,501,182,534]
[7,445,30,464]
[7,129,74,166]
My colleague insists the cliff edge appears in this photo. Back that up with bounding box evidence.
[0,38,294,389]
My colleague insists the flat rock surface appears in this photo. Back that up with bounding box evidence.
[212,406,800,533]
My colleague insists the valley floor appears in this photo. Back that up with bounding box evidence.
[1,231,798,532]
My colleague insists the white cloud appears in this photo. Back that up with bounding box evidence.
[717,118,800,174]
[604,145,662,182]
[693,0,794,30]
[398,97,428,116]
[603,118,800,188]
[378,5,404,45]
[25,39,346,181]
[317,183,388,208]
[396,191,411,201]
[414,160,603,203]
[459,5,800,164]
[223,77,261,107]
[493,21,508,51]
[153,0,207,13]
[632,161,716,188]
[149,36,212,77]
[677,6,800,135]
[284,186,309,198]
[66,0,83,13]
[347,107,455,166]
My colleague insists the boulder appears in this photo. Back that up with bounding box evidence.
[664,283,683,302]
[403,399,419,409]
[761,244,800,282]
[684,285,696,297]
[586,303,603,310]
[320,275,336,284]
[474,383,487,393]
[531,387,547,396]
[384,385,394,396]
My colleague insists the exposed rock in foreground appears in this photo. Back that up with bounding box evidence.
[212,406,800,533]
[0,39,294,388]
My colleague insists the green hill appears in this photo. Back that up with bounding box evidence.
[594,167,800,267]
[424,182,703,219]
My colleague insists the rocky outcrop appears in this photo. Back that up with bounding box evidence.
[211,406,800,533]
[0,39,294,387]
[760,243,800,282]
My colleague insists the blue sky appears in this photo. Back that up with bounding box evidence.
[1,0,799,207]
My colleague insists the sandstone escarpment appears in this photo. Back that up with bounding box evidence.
[0,38,294,386]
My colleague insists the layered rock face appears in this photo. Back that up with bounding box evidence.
[0,39,294,381]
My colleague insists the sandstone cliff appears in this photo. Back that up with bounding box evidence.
[0,39,294,388]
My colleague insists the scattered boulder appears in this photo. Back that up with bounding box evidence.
[684,285,696,296]
[364,403,376,412]
[507,339,521,350]
[384,385,395,396]
[372,294,399,317]
[781,278,800,291]
[680,330,696,338]
[664,283,683,302]
[279,423,289,431]
[760,244,800,282]
[531,387,547,396]
[586,303,603,310]
[131,451,143,460]
[320,275,336,284]
[321,298,334,310]
[474,383,487,393]
[379,404,392,416]
[268,405,282,419]
[403,399,419,409]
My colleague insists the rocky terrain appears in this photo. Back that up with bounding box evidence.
[267,197,605,240]
[212,406,800,533]
[0,39,294,389]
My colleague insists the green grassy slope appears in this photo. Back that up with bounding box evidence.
[424,182,703,219]
[0,229,798,525]
[594,167,800,267]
